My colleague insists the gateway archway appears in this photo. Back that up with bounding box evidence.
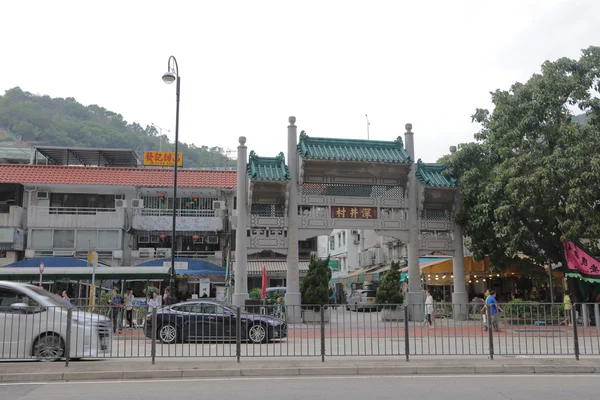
[232,117,467,321]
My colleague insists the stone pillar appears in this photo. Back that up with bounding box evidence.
[452,194,469,320]
[232,136,249,307]
[405,123,422,320]
[285,116,302,323]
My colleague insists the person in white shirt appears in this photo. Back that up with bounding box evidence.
[425,290,435,329]
[147,291,159,314]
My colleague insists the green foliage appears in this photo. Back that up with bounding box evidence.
[443,46,600,278]
[146,286,159,297]
[376,261,404,309]
[300,255,332,308]
[0,87,235,169]
[249,288,263,300]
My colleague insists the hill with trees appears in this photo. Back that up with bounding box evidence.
[0,87,235,169]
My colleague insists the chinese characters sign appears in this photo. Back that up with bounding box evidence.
[331,206,377,219]
[564,242,600,276]
[143,151,183,166]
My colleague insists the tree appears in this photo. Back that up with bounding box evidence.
[376,260,404,309]
[444,46,600,300]
[300,255,332,309]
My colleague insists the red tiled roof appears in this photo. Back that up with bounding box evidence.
[0,164,237,188]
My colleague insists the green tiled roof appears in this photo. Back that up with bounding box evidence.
[415,159,458,188]
[247,151,290,181]
[297,132,411,163]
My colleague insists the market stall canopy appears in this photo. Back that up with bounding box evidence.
[0,267,170,281]
[136,258,226,277]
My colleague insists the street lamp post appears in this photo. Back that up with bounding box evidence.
[162,56,180,298]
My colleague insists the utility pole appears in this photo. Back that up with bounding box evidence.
[365,114,370,140]
[151,123,171,152]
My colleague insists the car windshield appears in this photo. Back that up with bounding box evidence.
[27,285,69,307]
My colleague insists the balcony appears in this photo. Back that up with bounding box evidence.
[27,206,125,229]
[133,209,223,232]
[0,205,24,228]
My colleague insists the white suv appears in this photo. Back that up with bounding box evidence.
[0,281,111,360]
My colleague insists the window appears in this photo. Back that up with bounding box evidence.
[30,229,53,249]
[50,193,116,209]
[201,304,227,314]
[98,230,119,249]
[342,232,346,246]
[76,230,97,249]
[329,237,335,250]
[0,289,39,312]
[338,234,341,247]
[53,230,75,248]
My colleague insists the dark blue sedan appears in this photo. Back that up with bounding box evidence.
[145,300,287,344]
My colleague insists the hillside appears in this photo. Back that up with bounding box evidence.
[0,87,235,169]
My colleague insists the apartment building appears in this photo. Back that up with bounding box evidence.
[0,147,236,269]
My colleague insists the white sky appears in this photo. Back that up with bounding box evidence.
[1,0,598,163]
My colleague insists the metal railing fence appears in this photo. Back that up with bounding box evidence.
[0,302,598,364]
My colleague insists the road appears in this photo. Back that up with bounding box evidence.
[1,375,598,400]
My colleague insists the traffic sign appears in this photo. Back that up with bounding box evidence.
[39,262,45,274]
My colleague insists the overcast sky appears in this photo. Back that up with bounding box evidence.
[1,0,598,163]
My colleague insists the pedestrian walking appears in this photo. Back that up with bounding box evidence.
[485,290,503,332]
[124,289,134,329]
[563,291,572,326]
[424,290,434,329]
[109,288,123,334]
[481,289,491,331]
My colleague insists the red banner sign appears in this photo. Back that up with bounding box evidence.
[143,151,183,166]
[564,242,600,275]
[331,206,377,219]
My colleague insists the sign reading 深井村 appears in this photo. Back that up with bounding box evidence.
[143,151,183,166]
[330,206,377,219]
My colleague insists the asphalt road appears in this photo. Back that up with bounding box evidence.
[1,375,598,400]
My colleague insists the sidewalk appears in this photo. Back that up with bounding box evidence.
[1,357,599,382]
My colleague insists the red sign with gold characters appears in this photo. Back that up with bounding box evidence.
[331,206,377,219]
[143,151,183,166]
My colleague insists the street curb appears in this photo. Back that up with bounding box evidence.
[2,364,599,383]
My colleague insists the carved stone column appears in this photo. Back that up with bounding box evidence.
[232,136,249,306]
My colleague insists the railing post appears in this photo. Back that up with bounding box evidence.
[236,306,241,363]
[572,306,579,361]
[151,308,157,365]
[65,307,72,367]
[404,305,410,362]
[487,305,494,360]
[320,306,325,363]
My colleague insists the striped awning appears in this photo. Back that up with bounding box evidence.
[233,260,310,275]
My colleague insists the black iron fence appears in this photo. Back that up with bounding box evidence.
[1,302,598,364]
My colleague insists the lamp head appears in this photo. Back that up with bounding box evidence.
[162,71,177,84]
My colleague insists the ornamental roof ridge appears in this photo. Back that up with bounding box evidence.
[247,150,290,181]
[415,159,458,188]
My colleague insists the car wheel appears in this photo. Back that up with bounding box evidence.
[248,324,267,344]
[159,324,178,344]
[33,333,65,362]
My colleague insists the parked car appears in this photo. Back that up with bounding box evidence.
[346,289,378,312]
[145,300,287,344]
[0,281,111,361]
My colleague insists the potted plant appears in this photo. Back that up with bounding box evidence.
[300,255,332,323]
[376,260,405,321]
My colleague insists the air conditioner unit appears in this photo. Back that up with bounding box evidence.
[139,248,155,258]
[193,237,204,244]
[156,248,171,257]
[115,194,125,200]
[115,199,127,208]
[112,250,123,259]
[213,201,225,210]
[36,191,49,199]
[207,236,219,244]
[131,199,144,209]
[54,250,75,257]
[351,230,359,235]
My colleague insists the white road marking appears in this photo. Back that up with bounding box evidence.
[0,374,594,387]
